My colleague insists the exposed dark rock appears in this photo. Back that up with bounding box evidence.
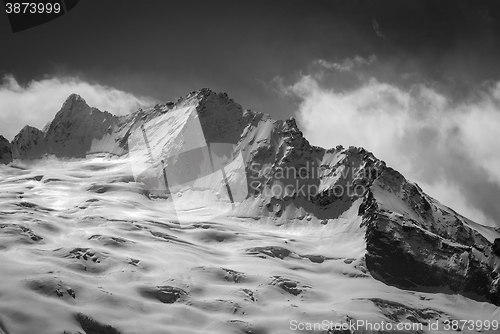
[221,267,246,283]
[75,313,121,334]
[302,254,326,263]
[138,285,187,304]
[270,276,305,296]
[364,212,500,306]
[367,298,443,326]
[0,135,12,164]
[0,223,43,244]
[10,125,45,159]
[241,288,256,302]
[246,246,292,259]
[149,230,192,245]
[493,238,500,257]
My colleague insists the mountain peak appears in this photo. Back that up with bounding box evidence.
[173,88,236,110]
[7,94,119,159]
[10,125,45,159]
[64,93,86,104]
[0,135,13,164]
[19,124,41,133]
[59,93,90,116]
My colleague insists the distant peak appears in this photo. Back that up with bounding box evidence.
[66,93,85,102]
[172,88,241,115]
[20,125,41,132]
[62,93,88,110]
[285,117,298,127]
[12,125,42,142]
[0,135,9,144]
[199,87,213,95]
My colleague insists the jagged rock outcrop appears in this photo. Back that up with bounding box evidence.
[361,167,500,305]
[1,88,499,306]
[0,135,12,164]
[11,125,46,158]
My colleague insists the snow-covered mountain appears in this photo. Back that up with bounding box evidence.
[0,89,499,333]
[10,125,45,159]
[9,94,119,159]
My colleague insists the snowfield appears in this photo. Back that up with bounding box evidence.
[0,156,498,334]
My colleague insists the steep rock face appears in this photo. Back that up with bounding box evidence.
[43,94,119,157]
[0,135,12,164]
[216,100,387,223]
[193,88,255,144]
[11,125,46,158]
[361,167,500,305]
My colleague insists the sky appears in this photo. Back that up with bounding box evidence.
[1,0,500,227]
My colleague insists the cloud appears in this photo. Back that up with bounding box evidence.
[0,74,159,141]
[314,55,377,73]
[278,64,500,227]
[372,18,386,38]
